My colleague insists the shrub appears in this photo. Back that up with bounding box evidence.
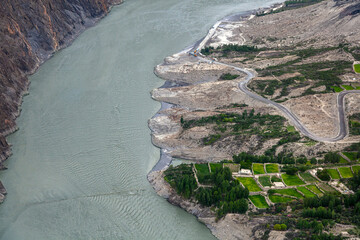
[274,224,282,231]
[280,224,287,231]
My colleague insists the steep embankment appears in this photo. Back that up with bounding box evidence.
[0,0,122,165]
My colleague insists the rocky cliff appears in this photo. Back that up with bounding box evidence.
[0,0,122,166]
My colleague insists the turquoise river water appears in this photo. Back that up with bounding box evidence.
[0,0,278,239]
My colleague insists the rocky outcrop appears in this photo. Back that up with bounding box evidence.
[0,0,122,165]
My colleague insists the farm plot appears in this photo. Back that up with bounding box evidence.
[282,174,305,186]
[299,172,318,183]
[297,186,317,198]
[265,164,279,173]
[326,169,340,179]
[253,163,265,174]
[307,185,323,196]
[259,176,272,187]
[269,194,294,203]
[223,163,239,172]
[210,163,223,172]
[237,177,262,192]
[269,189,304,199]
[338,167,353,178]
[249,195,269,209]
[352,165,360,174]
[318,183,339,194]
[195,164,211,184]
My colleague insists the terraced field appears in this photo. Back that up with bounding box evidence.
[338,167,354,178]
[265,164,279,173]
[307,185,323,196]
[282,174,305,186]
[318,183,339,194]
[253,163,265,175]
[297,186,317,198]
[270,188,304,199]
[352,165,360,174]
[237,177,262,192]
[259,176,272,187]
[249,195,269,209]
[210,163,223,172]
[299,172,318,183]
[327,169,340,179]
[269,194,294,203]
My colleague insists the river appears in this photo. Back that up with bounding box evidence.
[0,0,279,239]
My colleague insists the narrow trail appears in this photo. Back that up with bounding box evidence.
[189,17,360,143]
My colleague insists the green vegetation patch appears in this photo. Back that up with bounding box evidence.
[182,111,299,146]
[317,183,339,194]
[297,186,317,198]
[307,185,323,196]
[164,164,197,198]
[265,164,279,173]
[282,174,305,186]
[195,164,211,184]
[210,163,223,172]
[354,64,360,73]
[223,163,239,172]
[259,176,272,187]
[271,176,282,182]
[331,86,344,92]
[352,165,360,174]
[220,73,240,80]
[269,188,304,199]
[299,172,318,183]
[287,125,296,132]
[338,167,354,178]
[269,194,294,203]
[342,85,355,90]
[237,177,262,192]
[349,113,360,136]
[343,152,359,161]
[249,195,269,209]
[253,163,265,175]
[326,169,340,180]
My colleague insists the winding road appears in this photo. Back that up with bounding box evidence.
[195,55,360,143]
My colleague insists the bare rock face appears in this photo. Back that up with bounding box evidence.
[0,0,122,164]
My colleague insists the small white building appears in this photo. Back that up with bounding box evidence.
[273,182,285,188]
[239,169,252,175]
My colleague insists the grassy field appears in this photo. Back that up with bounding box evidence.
[299,172,318,183]
[326,169,340,179]
[210,163,223,172]
[269,194,294,203]
[318,183,339,194]
[271,188,304,199]
[352,165,360,174]
[259,176,272,187]
[249,195,269,209]
[331,86,343,92]
[265,164,279,173]
[307,185,323,196]
[338,167,354,178]
[343,152,358,161]
[195,164,210,174]
[253,163,265,174]
[237,177,262,192]
[342,85,355,90]
[354,64,360,73]
[223,163,239,172]
[297,186,317,198]
[282,174,305,186]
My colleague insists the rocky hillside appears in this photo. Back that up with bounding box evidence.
[0,0,122,166]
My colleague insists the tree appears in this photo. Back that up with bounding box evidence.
[274,224,282,231]
[316,169,330,181]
